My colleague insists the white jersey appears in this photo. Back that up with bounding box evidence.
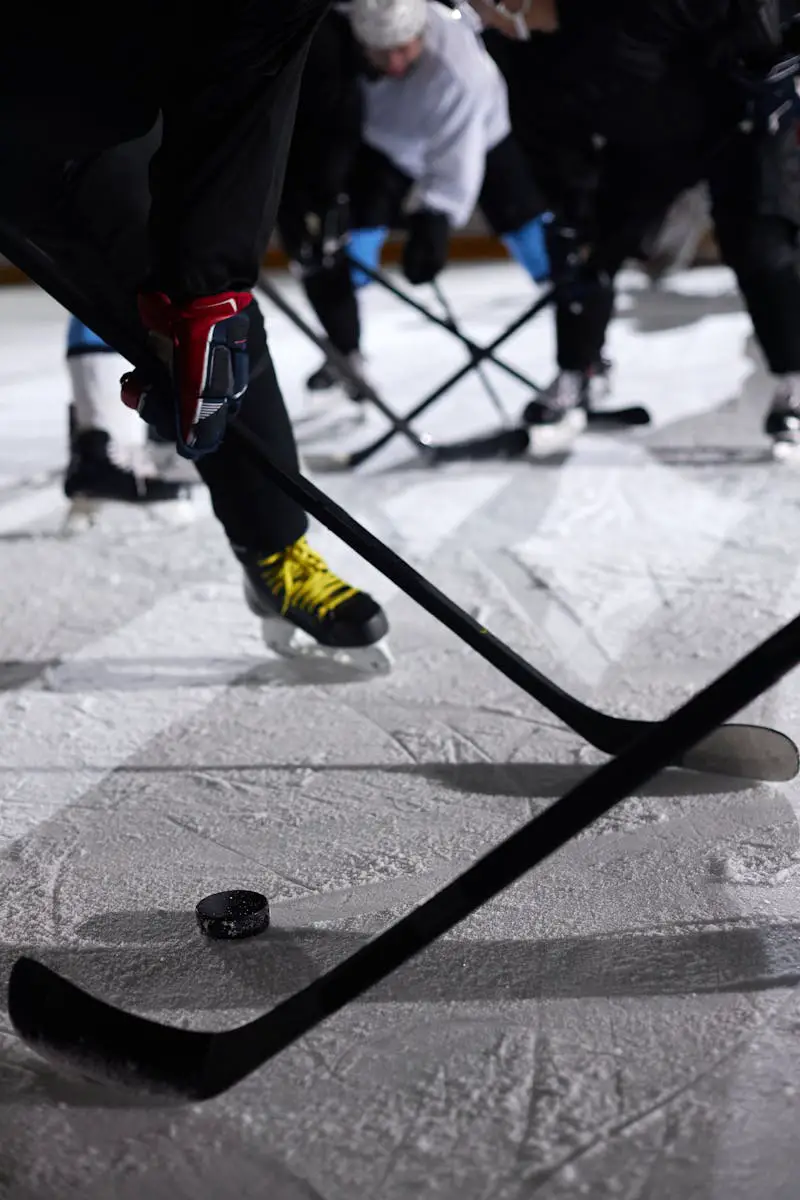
[359,2,511,227]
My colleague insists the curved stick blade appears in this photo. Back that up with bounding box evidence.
[673,724,799,781]
[8,957,212,1101]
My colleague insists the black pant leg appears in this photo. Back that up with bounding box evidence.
[277,143,412,356]
[709,125,800,374]
[477,134,548,236]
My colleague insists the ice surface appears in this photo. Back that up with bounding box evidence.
[1,263,800,1199]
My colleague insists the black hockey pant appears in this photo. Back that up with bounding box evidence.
[526,126,800,375]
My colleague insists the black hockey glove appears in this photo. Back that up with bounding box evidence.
[402,209,450,285]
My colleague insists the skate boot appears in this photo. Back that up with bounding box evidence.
[765,374,800,461]
[298,349,371,439]
[304,347,372,404]
[63,421,190,532]
[522,370,591,457]
[236,535,392,674]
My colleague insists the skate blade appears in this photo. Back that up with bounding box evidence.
[260,616,393,676]
[60,493,197,537]
[527,409,587,460]
[61,496,102,536]
[771,438,800,464]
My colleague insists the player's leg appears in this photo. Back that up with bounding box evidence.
[279,140,412,403]
[708,125,800,458]
[0,119,390,665]
[64,315,191,522]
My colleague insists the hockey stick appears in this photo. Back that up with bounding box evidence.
[347,255,546,393]
[430,278,513,425]
[349,257,652,429]
[291,279,552,468]
[242,419,793,779]
[258,273,529,468]
[4,231,791,776]
[10,602,800,1100]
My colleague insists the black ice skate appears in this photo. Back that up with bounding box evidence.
[63,423,191,533]
[237,536,392,674]
[297,350,371,441]
[303,347,371,407]
[765,376,800,462]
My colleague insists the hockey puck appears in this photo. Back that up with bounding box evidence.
[195,890,270,940]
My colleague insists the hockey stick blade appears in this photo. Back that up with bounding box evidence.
[587,406,651,427]
[669,723,798,780]
[426,426,530,464]
[230,420,796,782]
[10,605,800,1101]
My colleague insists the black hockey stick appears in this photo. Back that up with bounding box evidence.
[5,233,791,777]
[258,272,529,468]
[290,280,553,468]
[348,254,546,392]
[349,257,652,430]
[10,602,800,1101]
[239,419,794,779]
[431,278,513,425]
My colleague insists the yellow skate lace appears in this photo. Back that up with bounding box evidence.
[257,537,359,618]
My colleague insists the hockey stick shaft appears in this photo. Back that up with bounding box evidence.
[257,273,434,459]
[11,599,800,1099]
[229,415,605,738]
[431,279,511,424]
[346,290,553,467]
[229,415,788,771]
[216,604,800,1089]
[348,255,546,393]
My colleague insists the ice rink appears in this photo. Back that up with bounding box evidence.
[3,261,800,1199]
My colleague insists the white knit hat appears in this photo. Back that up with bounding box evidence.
[350,0,428,48]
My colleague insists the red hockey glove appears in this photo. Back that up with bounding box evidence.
[121,290,252,459]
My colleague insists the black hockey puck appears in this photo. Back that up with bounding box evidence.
[195,890,270,940]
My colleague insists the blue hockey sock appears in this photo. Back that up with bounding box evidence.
[502,214,553,284]
[348,227,389,289]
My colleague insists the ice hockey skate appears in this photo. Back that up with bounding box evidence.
[237,535,392,674]
[62,420,194,534]
[522,370,591,457]
[61,338,195,532]
[295,348,371,440]
[765,375,800,462]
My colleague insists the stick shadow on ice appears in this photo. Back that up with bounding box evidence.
[1,920,796,1042]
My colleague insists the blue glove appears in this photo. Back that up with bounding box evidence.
[348,227,389,288]
[502,214,552,283]
[741,54,800,135]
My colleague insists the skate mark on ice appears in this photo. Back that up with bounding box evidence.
[50,788,785,939]
[509,438,749,689]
